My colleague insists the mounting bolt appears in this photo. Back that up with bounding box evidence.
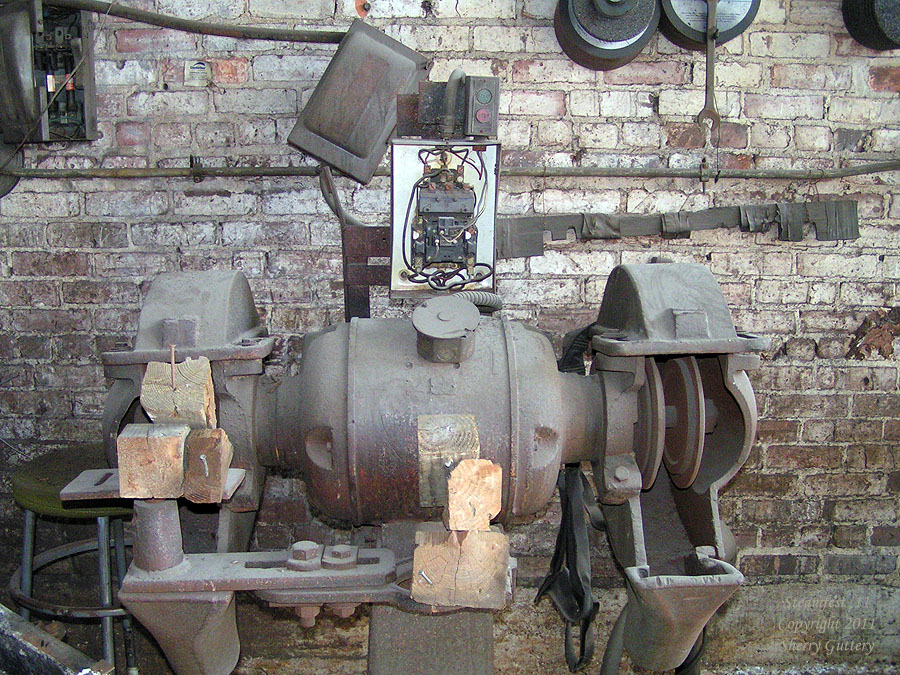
[362,2,371,9]
[328,603,358,619]
[296,604,321,628]
[614,466,630,482]
[331,544,353,560]
[291,540,319,561]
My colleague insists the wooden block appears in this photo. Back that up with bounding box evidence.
[141,356,216,429]
[447,458,502,531]
[117,423,190,499]
[411,524,509,610]
[184,428,234,504]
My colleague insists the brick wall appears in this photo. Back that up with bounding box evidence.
[0,0,899,671]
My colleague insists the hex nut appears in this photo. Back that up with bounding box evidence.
[291,541,320,561]
[331,544,353,560]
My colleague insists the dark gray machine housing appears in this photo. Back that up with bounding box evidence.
[287,19,431,184]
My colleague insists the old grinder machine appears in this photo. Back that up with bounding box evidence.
[60,22,767,675]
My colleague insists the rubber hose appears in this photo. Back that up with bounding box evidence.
[45,0,346,43]
[454,290,503,314]
[599,606,627,675]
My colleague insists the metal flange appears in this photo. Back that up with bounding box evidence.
[660,355,706,488]
[555,0,660,70]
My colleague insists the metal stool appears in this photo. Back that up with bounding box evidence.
[9,445,139,673]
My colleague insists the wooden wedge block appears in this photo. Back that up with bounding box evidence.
[184,428,234,504]
[447,458,502,531]
[411,524,509,610]
[117,423,190,499]
[141,356,216,429]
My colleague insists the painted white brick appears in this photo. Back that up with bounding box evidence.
[578,123,618,148]
[473,26,526,52]
[568,91,597,117]
[626,190,710,214]
[599,91,654,118]
[0,193,80,219]
[829,98,900,125]
[253,0,334,18]
[128,91,209,116]
[537,189,620,213]
[523,0,555,19]
[692,62,762,89]
[498,120,532,147]
[95,60,157,87]
[744,94,824,120]
[261,189,321,215]
[872,129,900,152]
[513,59,595,84]
[433,0,516,19]
[750,123,791,149]
[797,253,878,278]
[159,0,244,19]
[252,54,331,82]
[622,123,660,148]
[86,192,169,217]
[497,278,582,305]
[508,90,566,116]
[537,120,573,146]
[214,88,297,114]
[386,25,470,52]
[749,33,831,59]
[755,0,787,23]
[658,90,739,118]
[174,190,258,216]
[529,250,617,276]
[526,27,560,53]
[794,126,832,152]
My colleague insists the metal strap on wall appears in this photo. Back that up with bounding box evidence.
[496,199,859,259]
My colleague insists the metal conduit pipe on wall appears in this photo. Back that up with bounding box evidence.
[2,159,900,181]
[44,0,347,43]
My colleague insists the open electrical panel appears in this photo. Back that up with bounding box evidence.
[0,0,97,144]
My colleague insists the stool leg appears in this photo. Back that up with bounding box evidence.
[19,509,36,621]
[112,518,139,674]
[97,516,115,667]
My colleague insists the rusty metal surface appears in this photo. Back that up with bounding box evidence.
[132,499,185,572]
[277,314,597,525]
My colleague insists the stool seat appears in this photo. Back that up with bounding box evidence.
[11,445,132,520]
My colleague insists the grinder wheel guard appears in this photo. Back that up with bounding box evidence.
[555,0,660,70]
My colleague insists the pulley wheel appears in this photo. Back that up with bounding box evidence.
[633,357,665,489]
[660,356,706,489]
[0,143,22,200]
[555,0,660,71]
[659,0,760,50]
[842,0,900,51]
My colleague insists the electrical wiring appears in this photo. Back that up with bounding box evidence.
[398,150,494,292]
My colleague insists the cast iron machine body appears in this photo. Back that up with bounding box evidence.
[82,261,764,675]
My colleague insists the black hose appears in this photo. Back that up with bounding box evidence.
[45,0,346,43]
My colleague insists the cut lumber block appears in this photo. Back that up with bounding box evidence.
[141,356,216,429]
[117,423,190,499]
[446,458,502,531]
[184,428,234,504]
[411,524,509,610]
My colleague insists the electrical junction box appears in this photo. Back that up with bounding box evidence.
[0,0,97,144]
[390,139,499,297]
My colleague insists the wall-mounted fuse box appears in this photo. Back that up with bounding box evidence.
[390,139,499,297]
[0,0,97,144]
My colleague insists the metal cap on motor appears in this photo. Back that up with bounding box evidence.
[412,295,480,363]
[555,0,660,70]
[659,0,760,50]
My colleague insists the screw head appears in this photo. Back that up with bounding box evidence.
[291,541,319,561]
[614,466,630,482]
[331,544,353,560]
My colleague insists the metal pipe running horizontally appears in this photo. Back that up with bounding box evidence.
[45,0,346,43]
[3,159,899,181]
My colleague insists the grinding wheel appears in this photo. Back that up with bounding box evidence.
[843,0,900,51]
[633,357,665,490]
[659,0,760,50]
[555,0,660,71]
[660,356,705,489]
[0,143,22,200]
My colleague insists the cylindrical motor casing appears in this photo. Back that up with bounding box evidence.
[276,315,601,526]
